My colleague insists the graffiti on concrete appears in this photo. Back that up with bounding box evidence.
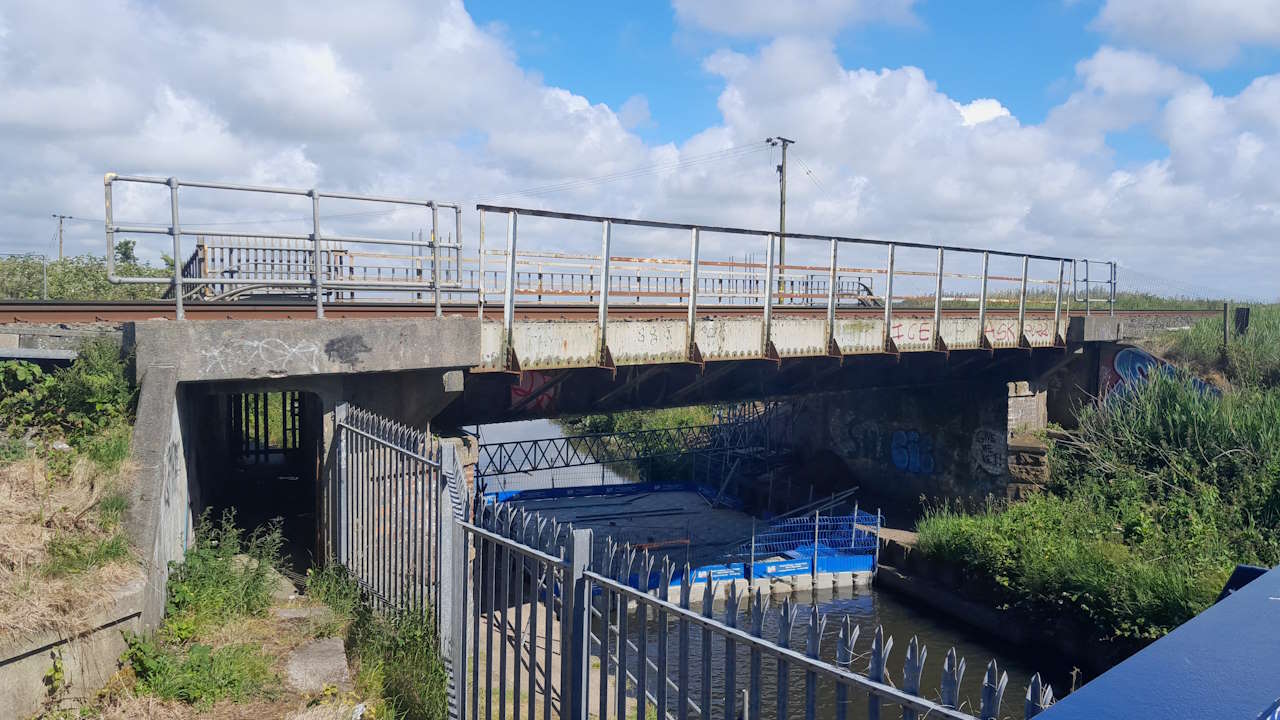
[1099,345,1216,396]
[510,370,558,412]
[890,429,935,474]
[970,427,1007,476]
[199,337,321,375]
[830,417,884,462]
[324,334,371,365]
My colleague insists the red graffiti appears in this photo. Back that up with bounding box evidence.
[511,370,558,411]
[891,321,932,343]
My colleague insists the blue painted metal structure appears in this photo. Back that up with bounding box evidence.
[1040,565,1280,720]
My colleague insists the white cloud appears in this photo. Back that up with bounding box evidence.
[618,95,653,131]
[953,99,1011,127]
[0,2,1277,299]
[673,0,916,37]
[1093,0,1280,67]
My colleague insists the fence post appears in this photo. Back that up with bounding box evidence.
[1222,301,1229,354]
[687,227,700,360]
[762,233,776,357]
[335,404,349,566]
[932,247,944,351]
[977,251,989,347]
[563,527,592,720]
[168,178,185,320]
[598,220,612,366]
[432,202,442,317]
[310,189,323,319]
[1053,259,1065,346]
[826,238,838,352]
[1017,255,1029,347]
[502,211,518,369]
[882,244,895,352]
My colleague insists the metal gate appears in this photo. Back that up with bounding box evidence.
[334,403,445,613]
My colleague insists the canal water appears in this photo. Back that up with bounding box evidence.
[481,420,1067,715]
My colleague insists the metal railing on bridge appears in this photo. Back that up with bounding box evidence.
[333,403,1058,720]
[103,175,1117,341]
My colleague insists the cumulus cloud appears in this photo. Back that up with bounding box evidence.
[0,1,1277,299]
[673,0,917,37]
[1093,0,1280,67]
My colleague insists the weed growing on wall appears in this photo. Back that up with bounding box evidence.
[162,509,284,642]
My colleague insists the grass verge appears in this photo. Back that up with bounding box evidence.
[918,371,1280,643]
[308,564,449,720]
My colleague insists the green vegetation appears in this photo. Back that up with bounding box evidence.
[308,564,449,720]
[0,338,136,443]
[1165,304,1280,387]
[125,637,275,706]
[0,339,138,623]
[559,405,717,480]
[918,314,1280,644]
[0,242,170,301]
[124,511,284,706]
[161,510,284,643]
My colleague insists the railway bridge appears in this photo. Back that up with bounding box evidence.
[0,175,1215,630]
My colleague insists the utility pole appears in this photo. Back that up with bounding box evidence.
[51,214,72,259]
[766,137,794,295]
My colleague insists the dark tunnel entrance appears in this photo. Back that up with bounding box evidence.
[188,388,324,578]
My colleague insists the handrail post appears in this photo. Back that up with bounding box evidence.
[310,189,323,319]
[477,210,486,319]
[563,528,593,720]
[502,211,518,368]
[1017,255,1029,346]
[432,202,442,317]
[1083,260,1091,317]
[932,247,944,351]
[454,205,463,308]
[598,220,612,366]
[977,251,989,347]
[686,227,700,360]
[1109,261,1116,317]
[826,238,838,353]
[762,233,776,356]
[168,178,184,320]
[1053,259,1065,345]
[882,244,895,352]
[104,175,116,281]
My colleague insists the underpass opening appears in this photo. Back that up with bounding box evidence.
[185,386,325,578]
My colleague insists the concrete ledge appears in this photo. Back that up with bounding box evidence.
[0,576,144,719]
[135,317,481,382]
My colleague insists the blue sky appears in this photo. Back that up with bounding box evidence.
[2,0,1279,298]
[470,1,1279,167]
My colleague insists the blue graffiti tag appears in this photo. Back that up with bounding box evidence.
[890,429,935,474]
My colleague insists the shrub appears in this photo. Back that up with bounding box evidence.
[1166,304,1280,387]
[0,337,136,442]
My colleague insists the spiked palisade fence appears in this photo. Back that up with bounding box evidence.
[333,402,1057,720]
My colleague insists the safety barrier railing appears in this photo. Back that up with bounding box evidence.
[103,174,464,319]
[477,204,1114,364]
[99,175,1115,336]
